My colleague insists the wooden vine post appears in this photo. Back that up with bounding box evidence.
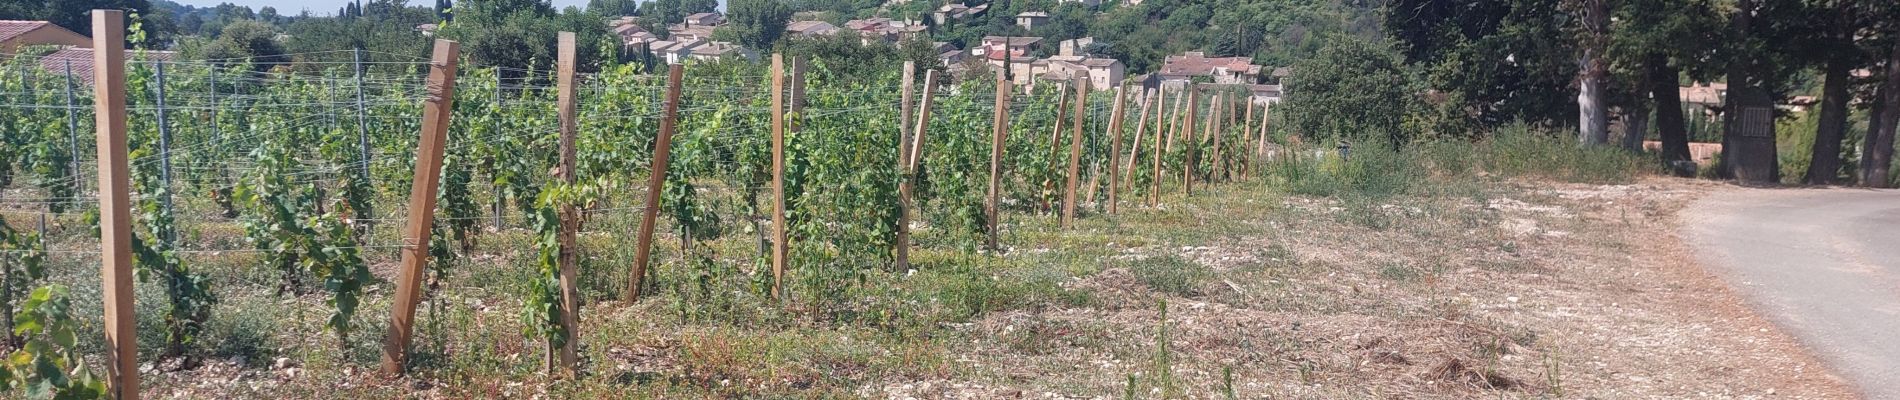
[1060,77,1089,227]
[985,70,1012,250]
[629,63,686,301]
[1105,86,1127,214]
[1257,102,1271,159]
[1211,93,1225,182]
[909,70,939,175]
[381,38,460,376]
[770,55,788,300]
[1125,88,1153,190]
[1151,88,1170,206]
[894,62,915,270]
[89,10,139,398]
[1182,88,1196,197]
[899,68,939,270]
[550,31,581,373]
[1242,100,1255,179]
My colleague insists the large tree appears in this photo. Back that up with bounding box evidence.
[1609,0,1723,162]
[716,0,791,51]
[1571,0,1610,146]
[1385,0,1576,132]
[1283,34,1410,146]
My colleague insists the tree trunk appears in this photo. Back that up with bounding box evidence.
[1577,0,1611,146]
[1863,43,1900,188]
[1805,47,1853,184]
[1621,102,1651,151]
[1651,54,1691,163]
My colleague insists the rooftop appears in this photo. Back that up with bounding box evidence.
[38,47,175,84]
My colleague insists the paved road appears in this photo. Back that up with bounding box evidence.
[1683,187,1900,399]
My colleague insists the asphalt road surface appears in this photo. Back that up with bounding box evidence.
[1683,187,1900,399]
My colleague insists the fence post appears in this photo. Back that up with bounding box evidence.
[63,61,82,194]
[1061,77,1088,227]
[1125,88,1152,190]
[550,31,582,374]
[770,55,788,300]
[1211,93,1225,182]
[628,63,685,301]
[353,49,374,206]
[985,70,1012,251]
[1242,99,1255,179]
[1151,88,1169,207]
[492,73,505,230]
[1106,86,1127,215]
[88,10,139,399]
[910,70,938,174]
[1182,88,1196,197]
[1257,102,1271,159]
[153,61,175,242]
[894,61,915,270]
[380,39,460,376]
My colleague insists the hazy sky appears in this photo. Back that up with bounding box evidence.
[170,0,593,16]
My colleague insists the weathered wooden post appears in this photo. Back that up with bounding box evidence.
[628,63,686,301]
[1125,88,1152,190]
[1151,88,1169,206]
[381,38,460,376]
[899,69,939,270]
[985,70,1012,250]
[770,55,788,300]
[1105,86,1127,214]
[1182,88,1197,196]
[1061,77,1089,227]
[895,62,916,269]
[90,10,140,399]
[550,31,582,373]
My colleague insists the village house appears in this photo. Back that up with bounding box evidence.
[785,20,840,38]
[682,12,725,28]
[37,47,176,84]
[414,23,437,36]
[931,3,988,25]
[668,25,715,42]
[612,23,657,47]
[1058,37,1095,57]
[1022,55,1124,90]
[842,18,927,44]
[1158,51,1263,85]
[647,38,705,65]
[1057,0,1103,6]
[1014,12,1049,30]
[1,20,89,53]
[689,42,756,63]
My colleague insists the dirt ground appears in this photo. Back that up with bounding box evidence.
[874,177,1856,399]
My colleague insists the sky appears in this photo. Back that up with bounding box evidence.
[169,0,593,16]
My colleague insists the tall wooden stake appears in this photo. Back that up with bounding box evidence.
[381,39,460,376]
[910,70,939,173]
[550,31,581,373]
[63,61,82,193]
[1151,88,1169,206]
[894,61,915,270]
[1106,86,1127,214]
[770,55,788,300]
[1257,102,1272,158]
[1182,88,1196,197]
[1061,77,1089,227]
[1125,88,1152,190]
[90,10,139,399]
[152,61,174,241]
[628,63,685,301]
[1211,93,1225,182]
[1242,100,1255,178]
[985,71,1012,250]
